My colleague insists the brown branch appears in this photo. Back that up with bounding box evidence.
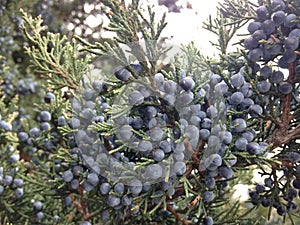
[270,128,300,149]
[167,139,206,203]
[173,184,185,199]
[188,194,201,208]
[184,139,205,177]
[269,62,299,149]
[166,204,191,225]
[67,209,76,222]
[49,61,78,89]
[84,211,99,221]
[69,194,85,217]
[281,62,295,128]
[68,186,92,221]
[195,139,206,160]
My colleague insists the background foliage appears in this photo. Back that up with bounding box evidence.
[1,0,300,224]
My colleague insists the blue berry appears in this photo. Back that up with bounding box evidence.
[154,73,164,87]
[230,73,245,88]
[64,196,72,206]
[292,179,300,189]
[14,188,24,198]
[130,63,143,74]
[101,210,110,220]
[248,21,261,34]
[179,77,195,91]
[262,20,276,35]
[277,205,286,216]
[246,142,261,155]
[87,173,99,186]
[92,80,102,92]
[68,117,80,129]
[83,88,95,101]
[286,152,300,162]
[3,175,13,186]
[115,66,131,81]
[100,183,111,195]
[36,212,44,220]
[260,65,272,78]
[231,118,246,133]
[40,122,51,131]
[284,14,298,27]
[204,154,222,170]
[53,215,60,223]
[57,116,67,126]
[174,161,186,175]
[271,0,285,11]
[29,127,41,137]
[150,127,164,141]
[272,10,285,25]
[121,194,133,206]
[184,125,199,139]
[256,5,268,20]
[284,37,299,51]
[257,80,271,93]
[264,178,274,188]
[70,179,79,190]
[249,48,263,62]
[18,132,28,142]
[114,183,125,195]
[116,125,133,141]
[262,198,271,207]
[201,118,212,129]
[203,216,214,225]
[107,194,121,207]
[219,166,234,179]
[128,91,144,106]
[129,179,142,195]
[83,181,94,192]
[204,176,215,189]
[229,92,244,105]
[138,140,152,153]
[44,92,55,103]
[256,184,265,193]
[249,104,263,117]
[62,170,73,182]
[289,28,300,39]
[202,191,215,202]
[13,178,23,188]
[145,106,157,119]
[0,185,4,195]
[40,111,51,122]
[278,82,293,94]
[146,164,163,179]
[9,153,20,163]
[199,129,210,140]
[249,190,259,200]
[33,201,43,211]
[163,80,177,94]
[80,222,91,225]
[270,71,284,83]
[0,121,12,131]
[206,105,218,118]
[153,149,165,162]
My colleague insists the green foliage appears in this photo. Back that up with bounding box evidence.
[1,0,300,224]
[21,10,90,90]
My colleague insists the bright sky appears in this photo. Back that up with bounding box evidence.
[155,0,224,55]
[82,0,247,57]
[138,0,252,56]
